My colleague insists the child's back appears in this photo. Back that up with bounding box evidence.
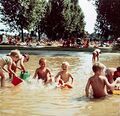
[88,75,107,98]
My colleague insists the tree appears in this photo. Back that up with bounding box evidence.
[33,0,47,41]
[64,0,85,38]
[42,0,85,40]
[90,0,120,40]
[0,0,36,41]
[43,0,65,40]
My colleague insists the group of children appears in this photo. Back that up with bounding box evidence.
[33,58,74,88]
[85,49,120,98]
[0,49,120,99]
[0,50,73,89]
[0,49,29,87]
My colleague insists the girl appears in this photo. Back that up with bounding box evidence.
[0,50,21,87]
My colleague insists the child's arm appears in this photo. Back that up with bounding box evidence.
[55,72,60,82]
[12,61,22,70]
[7,60,17,77]
[20,57,26,72]
[85,78,91,97]
[47,69,52,79]
[69,74,73,84]
[33,69,38,79]
[104,76,118,90]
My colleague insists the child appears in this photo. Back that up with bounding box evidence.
[113,67,120,81]
[105,68,116,93]
[55,62,73,88]
[0,50,21,87]
[9,53,29,79]
[33,58,52,85]
[92,49,101,62]
[85,62,119,98]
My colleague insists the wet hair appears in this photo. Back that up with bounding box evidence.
[39,58,46,64]
[62,61,70,66]
[92,62,106,73]
[23,53,29,61]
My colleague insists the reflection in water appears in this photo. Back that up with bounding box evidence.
[0,52,120,116]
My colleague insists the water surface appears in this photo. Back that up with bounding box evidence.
[0,51,120,116]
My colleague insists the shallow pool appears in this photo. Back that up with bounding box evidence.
[0,51,120,116]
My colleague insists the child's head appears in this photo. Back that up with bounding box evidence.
[117,67,120,72]
[9,49,21,62]
[92,62,106,74]
[61,61,69,71]
[23,53,29,62]
[39,58,46,67]
[105,68,116,79]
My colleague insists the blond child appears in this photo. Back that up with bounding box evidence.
[55,61,73,88]
[33,58,52,85]
[85,62,119,98]
[0,50,21,87]
[9,53,29,79]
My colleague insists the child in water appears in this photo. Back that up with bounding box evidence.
[106,67,120,91]
[33,58,52,85]
[85,62,120,98]
[92,49,101,62]
[0,50,21,87]
[55,61,73,88]
[9,53,29,79]
[113,66,120,80]
[105,68,116,93]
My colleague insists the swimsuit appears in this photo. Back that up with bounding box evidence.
[2,56,11,65]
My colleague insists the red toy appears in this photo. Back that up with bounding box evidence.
[11,76,23,86]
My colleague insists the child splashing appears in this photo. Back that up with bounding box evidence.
[55,61,74,89]
[33,58,52,86]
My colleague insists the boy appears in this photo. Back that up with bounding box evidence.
[55,61,73,88]
[33,58,52,85]
[85,62,119,98]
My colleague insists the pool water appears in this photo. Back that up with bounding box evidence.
[0,51,120,116]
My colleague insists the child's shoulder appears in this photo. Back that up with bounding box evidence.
[46,68,51,72]
[88,76,94,81]
[99,75,107,80]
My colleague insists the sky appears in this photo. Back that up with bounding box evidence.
[0,0,97,34]
[79,0,97,33]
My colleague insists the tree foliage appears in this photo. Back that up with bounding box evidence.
[0,0,86,40]
[90,0,120,39]
[64,0,85,38]
[0,0,36,41]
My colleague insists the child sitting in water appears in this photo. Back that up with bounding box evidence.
[85,62,120,98]
[8,53,29,79]
[105,68,116,93]
[0,50,21,87]
[106,67,120,91]
[33,58,52,85]
[55,61,73,88]
[92,49,101,63]
[113,67,120,81]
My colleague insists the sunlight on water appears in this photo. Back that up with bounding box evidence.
[0,51,120,116]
